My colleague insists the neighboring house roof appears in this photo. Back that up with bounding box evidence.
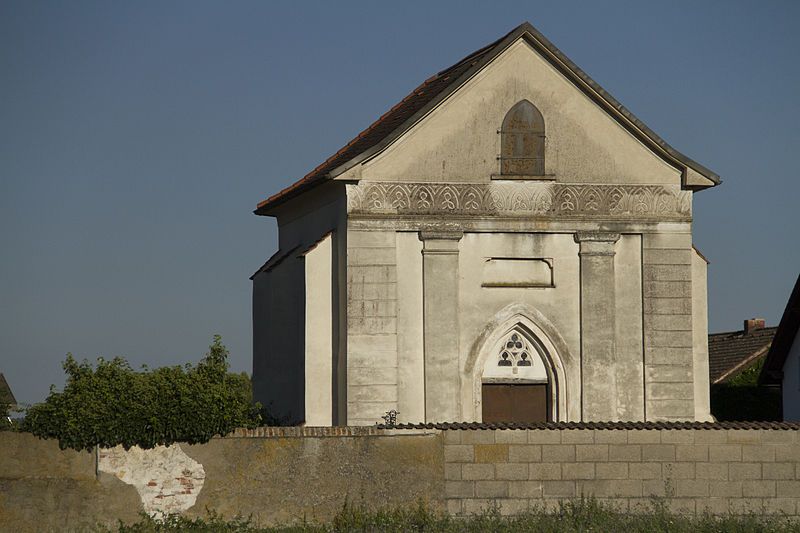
[708,326,777,384]
[760,274,800,385]
[0,373,16,406]
[255,21,720,215]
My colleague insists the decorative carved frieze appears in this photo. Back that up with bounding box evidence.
[346,182,691,218]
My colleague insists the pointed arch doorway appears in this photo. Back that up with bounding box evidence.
[481,327,552,423]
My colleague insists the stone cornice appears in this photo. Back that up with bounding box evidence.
[346,182,691,219]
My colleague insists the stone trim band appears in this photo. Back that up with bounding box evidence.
[347,182,692,219]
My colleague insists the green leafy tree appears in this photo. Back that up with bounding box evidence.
[22,335,261,450]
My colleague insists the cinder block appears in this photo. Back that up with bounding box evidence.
[629,463,661,480]
[475,480,508,498]
[774,444,800,462]
[508,445,541,463]
[446,498,463,515]
[693,430,728,445]
[697,497,730,515]
[444,464,461,481]
[508,480,543,498]
[498,499,533,516]
[596,498,629,512]
[461,430,495,445]
[475,444,509,463]
[695,462,728,480]
[645,347,692,365]
[675,479,708,497]
[741,444,775,462]
[609,444,642,462]
[542,481,575,498]
[662,462,694,479]
[596,463,628,480]
[728,498,764,515]
[575,444,609,462]
[443,431,461,445]
[593,430,627,444]
[578,479,642,498]
[761,498,796,515]
[664,498,695,514]
[527,430,561,444]
[729,463,761,481]
[542,444,575,462]
[742,480,775,497]
[708,445,742,462]
[562,463,596,480]
[726,430,762,444]
[494,430,528,444]
[560,430,594,444]
[659,430,695,444]
[529,463,561,481]
[642,479,669,497]
[710,480,743,498]
[445,480,474,498]
[763,463,795,480]
[776,480,800,498]
[761,430,797,444]
[444,445,474,463]
[627,431,660,444]
[495,463,529,481]
[675,444,708,462]
[462,498,493,515]
[462,464,494,481]
[641,444,676,462]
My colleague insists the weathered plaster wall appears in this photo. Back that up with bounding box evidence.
[304,233,333,426]
[253,184,348,424]
[0,429,443,531]
[346,230,399,425]
[354,40,682,186]
[692,248,712,422]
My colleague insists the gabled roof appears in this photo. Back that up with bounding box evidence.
[0,373,16,406]
[708,327,777,384]
[760,274,800,385]
[255,21,720,215]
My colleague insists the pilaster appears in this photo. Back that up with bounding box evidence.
[420,231,463,422]
[575,231,620,421]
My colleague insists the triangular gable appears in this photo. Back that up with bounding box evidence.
[256,22,719,215]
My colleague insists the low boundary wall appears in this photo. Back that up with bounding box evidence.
[1,423,799,531]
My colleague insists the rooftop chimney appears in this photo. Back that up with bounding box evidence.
[744,318,766,334]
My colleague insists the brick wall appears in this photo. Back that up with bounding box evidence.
[443,428,800,516]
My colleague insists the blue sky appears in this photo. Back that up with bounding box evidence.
[1,1,798,405]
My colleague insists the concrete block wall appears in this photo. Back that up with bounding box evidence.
[642,232,695,420]
[346,230,399,425]
[443,428,800,516]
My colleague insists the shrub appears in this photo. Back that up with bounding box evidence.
[22,335,261,450]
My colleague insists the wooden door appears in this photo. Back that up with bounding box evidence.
[482,383,549,423]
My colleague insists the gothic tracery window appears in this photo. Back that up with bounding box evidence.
[500,100,545,176]
[498,331,534,368]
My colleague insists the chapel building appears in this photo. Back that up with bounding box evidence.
[251,22,719,426]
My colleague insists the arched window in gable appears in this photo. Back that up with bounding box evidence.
[500,100,545,176]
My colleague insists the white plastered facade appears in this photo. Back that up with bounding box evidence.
[252,34,714,425]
